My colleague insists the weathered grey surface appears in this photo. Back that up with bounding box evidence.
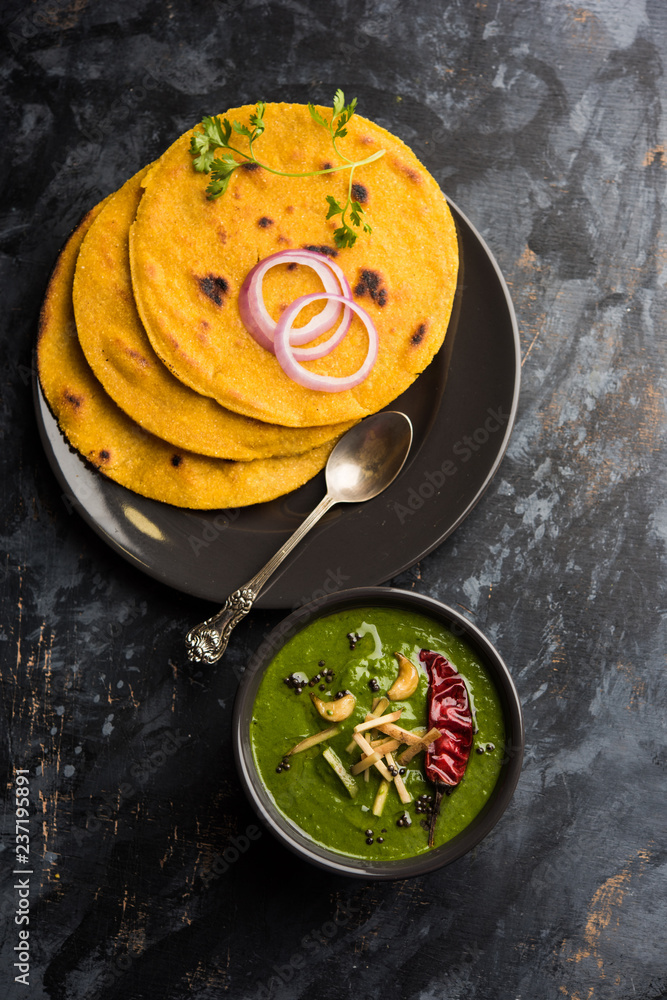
[1,1,666,998]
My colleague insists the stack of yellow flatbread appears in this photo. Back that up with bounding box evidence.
[37,103,458,509]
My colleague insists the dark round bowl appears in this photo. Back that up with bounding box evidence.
[233,587,524,879]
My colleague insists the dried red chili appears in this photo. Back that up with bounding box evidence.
[420,649,474,847]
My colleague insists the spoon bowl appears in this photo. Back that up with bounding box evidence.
[325,411,413,503]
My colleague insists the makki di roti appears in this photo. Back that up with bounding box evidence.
[37,205,336,509]
[73,166,353,461]
[130,102,459,427]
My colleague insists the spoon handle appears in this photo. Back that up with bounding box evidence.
[185,493,337,664]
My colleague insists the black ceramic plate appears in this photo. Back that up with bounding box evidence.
[34,200,520,608]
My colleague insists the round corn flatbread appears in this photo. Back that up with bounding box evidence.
[37,204,336,509]
[130,102,458,427]
[73,167,353,460]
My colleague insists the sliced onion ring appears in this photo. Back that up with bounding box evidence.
[274,293,378,393]
[238,249,353,356]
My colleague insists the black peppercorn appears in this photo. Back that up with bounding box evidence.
[346,631,359,650]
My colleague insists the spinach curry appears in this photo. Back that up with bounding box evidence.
[251,607,505,860]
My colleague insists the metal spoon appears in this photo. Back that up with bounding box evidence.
[185,410,413,664]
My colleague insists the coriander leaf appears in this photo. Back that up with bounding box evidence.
[344,97,358,121]
[190,132,210,154]
[191,147,216,173]
[220,118,233,144]
[202,115,232,147]
[249,104,266,146]
[250,101,266,129]
[334,124,348,139]
[190,134,216,172]
[308,103,329,129]
[233,121,252,137]
[210,155,239,179]
[349,200,364,227]
[333,223,357,249]
[332,88,345,118]
[325,195,343,219]
[336,98,357,128]
[206,174,232,198]
[199,115,218,137]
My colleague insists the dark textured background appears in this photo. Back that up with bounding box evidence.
[2,1,666,998]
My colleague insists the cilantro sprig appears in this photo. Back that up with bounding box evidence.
[307,90,372,249]
[189,90,384,248]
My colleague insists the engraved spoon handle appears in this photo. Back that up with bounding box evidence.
[185,493,337,664]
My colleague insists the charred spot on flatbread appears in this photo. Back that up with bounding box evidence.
[240,161,261,172]
[63,390,84,409]
[258,216,273,228]
[355,269,388,307]
[98,449,111,463]
[171,454,183,467]
[197,274,228,306]
[351,183,368,204]
[123,346,150,368]
[411,322,428,346]
[392,157,422,184]
[303,244,338,258]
